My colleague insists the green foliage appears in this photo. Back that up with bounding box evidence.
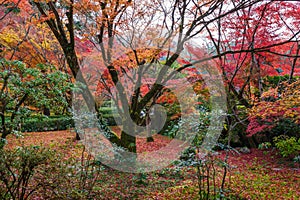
[267,119,300,139]
[101,113,120,126]
[133,173,148,185]
[293,155,300,163]
[159,119,180,137]
[159,104,210,144]
[21,115,74,132]
[99,107,116,115]
[0,59,72,140]
[273,136,300,158]
[97,102,123,126]
[0,138,7,150]
[263,75,290,88]
[258,142,272,150]
[263,75,299,90]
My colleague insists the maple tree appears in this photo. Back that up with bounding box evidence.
[31,0,299,152]
[201,1,300,146]
[247,78,300,140]
[0,0,293,157]
[0,0,26,21]
[31,0,214,155]
[0,0,74,116]
[0,0,67,71]
[94,48,209,143]
[217,1,299,103]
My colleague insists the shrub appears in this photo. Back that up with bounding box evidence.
[0,145,54,200]
[37,147,104,199]
[293,155,300,163]
[273,135,300,158]
[247,78,300,142]
[0,145,105,199]
[158,118,180,138]
[258,142,272,150]
[21,115,74,132]
[177,145,232,199]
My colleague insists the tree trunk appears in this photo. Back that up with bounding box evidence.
[1,129,8,139]
[289,43,300,83]
[146,113,154,142]
[43,107,50,116]
[147,136,154,142]
[75,132,81,140]
[119,124,137,168]
[120,121,137,153]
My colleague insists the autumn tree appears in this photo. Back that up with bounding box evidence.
[30,0,300,164]
[202,1,300,146]
[0,0,73,115]
[247,78,300,142]
[0,0,24,21]
[30,0,220,154]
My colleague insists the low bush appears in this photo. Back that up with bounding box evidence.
[102,113,120,126]
[176,145,232,199]
[0,145,104,200]
[38,147,104,199]
[158,118,180,138]
[21,115,74,132]
[247,78,300,143]
[258,142,272,150]
[273,135,300,158]
[0,145,54,200]
[20,114,119,132]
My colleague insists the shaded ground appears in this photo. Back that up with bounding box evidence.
[4,130,300,199]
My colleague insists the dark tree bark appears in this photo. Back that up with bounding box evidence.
[34,2,121,145]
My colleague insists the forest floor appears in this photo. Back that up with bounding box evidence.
[5,130,300,199]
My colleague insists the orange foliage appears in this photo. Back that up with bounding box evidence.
[247,79,300,136]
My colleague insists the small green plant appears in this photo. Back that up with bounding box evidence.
[133,172,148,185]
[0,138,7,149]
[293,155,300,163]
[176,144,232,199]
[258,142,272,150]
[273,135,300,158]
